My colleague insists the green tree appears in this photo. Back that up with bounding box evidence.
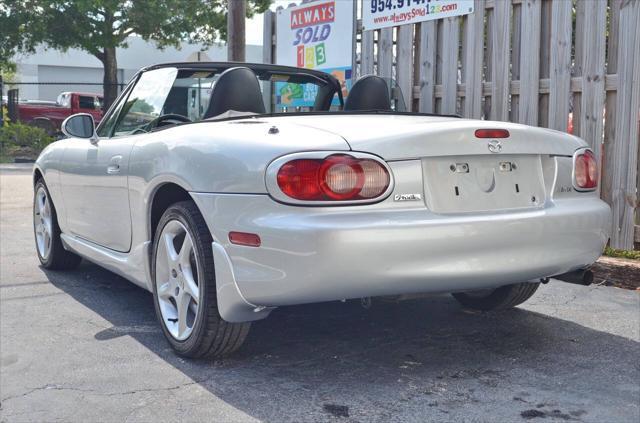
[0,0,271,109]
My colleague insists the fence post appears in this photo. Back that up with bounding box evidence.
[441,16,460,115]
[361,30,375,76]
[602,0,622,216]
[510,2,521,122]
[396,25,413,111]
[262,10,275,112]
[518,0,541,126]
[378,28,393,80]
[548,0,572,131]
[490,0,511,121]
[7,89,19,122]
[418,21,437,113]
[578,0,607,179]
[462,0,484,119]
[610,0,640,249]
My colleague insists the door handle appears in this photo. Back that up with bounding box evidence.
[107,155,123,174]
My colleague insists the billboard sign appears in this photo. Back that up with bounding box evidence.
[362,0,474,31]
[275,0,354,108]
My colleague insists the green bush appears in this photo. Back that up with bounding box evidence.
[0,121,54,160]
[604,247,640,260]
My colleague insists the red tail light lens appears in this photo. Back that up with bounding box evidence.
[475,129,510,138]
[574,149,598,190]
[277,154,390,201]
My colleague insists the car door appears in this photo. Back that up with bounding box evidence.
[58,136,135,252]
[58,68,178,252]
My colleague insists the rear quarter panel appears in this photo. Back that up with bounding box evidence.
[127,119,351,243]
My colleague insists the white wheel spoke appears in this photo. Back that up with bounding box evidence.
[178,234,193,269]
[163,233,179,265]
[38,195,45,215]
[41,197,49,218]
[44,219,52,235]
[183,274,199,304]
[176,293,190,338]
[157,281,173,299]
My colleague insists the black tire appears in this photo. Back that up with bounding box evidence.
[452,282,540,311]
[151,201,250,359]
[33,180,82,270]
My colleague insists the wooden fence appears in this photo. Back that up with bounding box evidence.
[264,0,640,249]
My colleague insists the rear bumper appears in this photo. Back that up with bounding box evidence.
[191,193,610,321]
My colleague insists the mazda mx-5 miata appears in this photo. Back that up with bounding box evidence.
[33,62,611,358]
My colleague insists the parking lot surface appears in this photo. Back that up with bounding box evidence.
[1,164,639,422]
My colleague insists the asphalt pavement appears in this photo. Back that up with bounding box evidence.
[1,164,639,422]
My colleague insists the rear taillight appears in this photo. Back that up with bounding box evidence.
[573,149,598,190]
[276,154,390,202]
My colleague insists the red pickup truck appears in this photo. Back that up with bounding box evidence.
[17,92,103,135]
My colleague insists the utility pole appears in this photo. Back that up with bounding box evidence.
[227,0,246,62]
[0,74,4,127]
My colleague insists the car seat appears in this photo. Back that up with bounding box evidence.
[344,75,391,111]
[204,67,266,118]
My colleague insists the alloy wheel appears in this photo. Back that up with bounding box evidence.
[155,220,201,341]
[34,186,53,260]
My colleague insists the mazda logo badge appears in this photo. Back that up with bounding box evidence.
[488,140,502,153]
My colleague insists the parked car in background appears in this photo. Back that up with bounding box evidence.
[33,62,611,359]
[17,92,103,135]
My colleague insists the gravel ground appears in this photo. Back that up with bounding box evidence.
[1,164,639,422]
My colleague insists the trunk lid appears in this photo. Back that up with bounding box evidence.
[266,114,585,214]
[267,114,585,159]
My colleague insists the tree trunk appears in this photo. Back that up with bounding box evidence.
[101,47,118,111]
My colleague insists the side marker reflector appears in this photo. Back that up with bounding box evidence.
[229,232,261,247]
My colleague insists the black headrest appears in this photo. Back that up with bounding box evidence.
[344,75,391,111]
[204,67,265,118]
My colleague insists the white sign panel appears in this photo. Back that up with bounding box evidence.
[362,0,474,30]
[275,0,354,107]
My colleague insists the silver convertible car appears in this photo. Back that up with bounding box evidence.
[33,62,611,358]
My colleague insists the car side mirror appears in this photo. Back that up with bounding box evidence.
[62,113,98,143]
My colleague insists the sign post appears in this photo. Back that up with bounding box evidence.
[275,1,354,109]
[0,75,4,127]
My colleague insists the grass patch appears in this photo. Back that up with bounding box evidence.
[604,247,640,261]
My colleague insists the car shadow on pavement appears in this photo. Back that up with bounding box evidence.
[43,261,640,422]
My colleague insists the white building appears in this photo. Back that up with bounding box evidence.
[6,37,263,101]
